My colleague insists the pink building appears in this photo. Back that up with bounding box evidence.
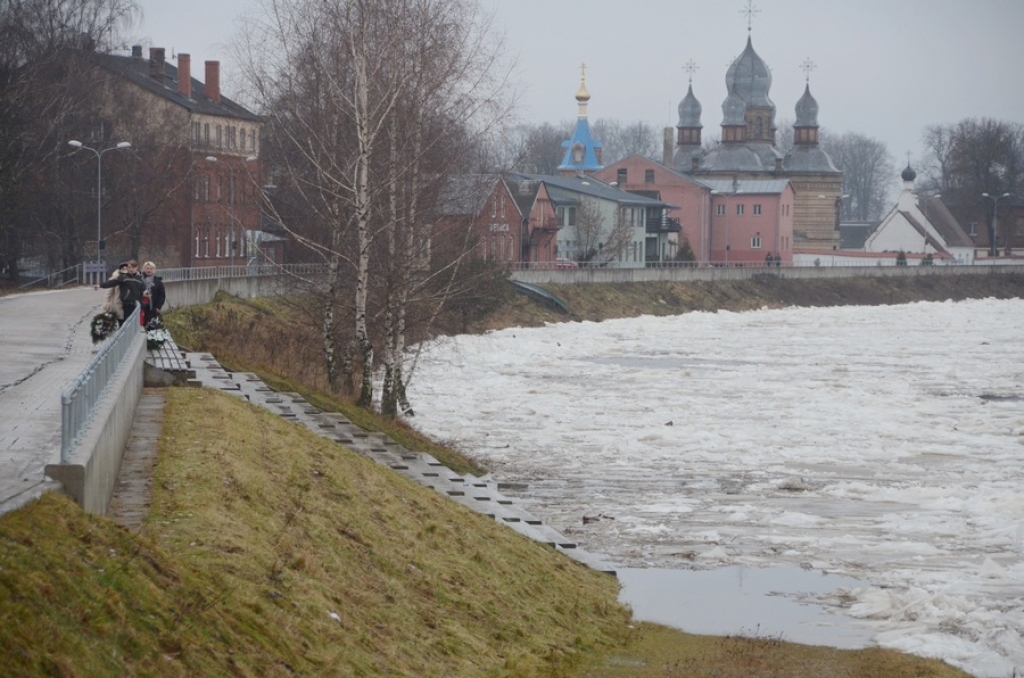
[705,178,795,266]
[596,155,711,262]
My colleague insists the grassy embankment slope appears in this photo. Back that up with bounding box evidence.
[2,274,999,676]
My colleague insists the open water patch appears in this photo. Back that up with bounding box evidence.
[618,566,875,649]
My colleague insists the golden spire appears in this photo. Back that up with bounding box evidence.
[576,62,590,116]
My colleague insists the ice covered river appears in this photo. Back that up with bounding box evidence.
[408,298,1024,677]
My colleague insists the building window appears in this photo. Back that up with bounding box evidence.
[753,204,762,215]
[216,125,223,149]
[192,122,201,145]
[645,169,655,183]
[736,204,745,216]
[617,168,627,184]
[572,144,584,164]
[751,235,762,249]
[969,222,978,236]
[717,204,725,216]
[203,123,210,147]
[249,130,257,153]
[228,126,237,150]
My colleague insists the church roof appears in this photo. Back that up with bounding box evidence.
[794,84,819,127]
[702,178,791,195]
[920,196,974,248]
[783,146,841,174]
[677,84,702,128]
[721,84,747,126]
[558,116,603,172]
[699,145,767,173]
[725,36,774,108]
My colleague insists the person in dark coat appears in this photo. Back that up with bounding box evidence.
[96,259,144,324]
[140,260,166,326]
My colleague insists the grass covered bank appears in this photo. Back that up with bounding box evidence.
[0,389,970,677]
[1,388,630,676]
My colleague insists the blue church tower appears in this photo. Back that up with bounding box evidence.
[558,64,603,176]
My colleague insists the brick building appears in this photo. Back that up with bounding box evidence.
[90,47,278,268]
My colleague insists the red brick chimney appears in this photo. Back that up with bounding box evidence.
[149,47,165,83]
[177,53,191,98]
[204,61,220,103]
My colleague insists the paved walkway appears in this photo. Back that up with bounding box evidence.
[0,287,105,514]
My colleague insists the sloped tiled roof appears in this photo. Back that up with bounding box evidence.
[511,173,670,209]
[702,178,791,195]
[92,51,261,122]
[919,196,974,248]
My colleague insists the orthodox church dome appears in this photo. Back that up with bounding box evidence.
[725,37,774,108]
[677,84,702,128]
[901,163,917,182]
[794,84,819,127]
[722,85,746,126]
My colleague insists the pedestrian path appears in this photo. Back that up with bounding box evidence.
[0,288,104,514]
[179,350,616,575]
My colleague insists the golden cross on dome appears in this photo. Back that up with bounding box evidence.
[801,58,817,82]
[740,0,761,32]
[580,62,587,82]
[683,59,699,84]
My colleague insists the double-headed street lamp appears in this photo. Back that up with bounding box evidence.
[982,191,1012,257]
[68,139,131,263]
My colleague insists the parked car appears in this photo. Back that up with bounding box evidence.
[554,258,579,269]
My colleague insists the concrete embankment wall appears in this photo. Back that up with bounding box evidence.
[510,263,1024,285]
[52,275,294,515]
[46,337,146,515]
[162,275,296,310]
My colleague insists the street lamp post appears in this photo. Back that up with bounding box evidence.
[68,140,131,264]
[982,192,1012,257]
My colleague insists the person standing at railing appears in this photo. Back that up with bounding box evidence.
[102,262,128,321]
[140,261,165,328]
[95,259,144,325]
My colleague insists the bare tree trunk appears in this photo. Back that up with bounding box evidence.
[353,59,374,409]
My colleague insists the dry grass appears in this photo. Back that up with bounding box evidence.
[0,387,972,677]
[0,388,630,676]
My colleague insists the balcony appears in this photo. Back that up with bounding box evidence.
[532,217,562,233]
[646,216,682,233]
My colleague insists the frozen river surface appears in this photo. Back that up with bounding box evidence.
[408,298,1024,677]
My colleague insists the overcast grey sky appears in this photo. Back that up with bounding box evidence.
[134,0,1024,168]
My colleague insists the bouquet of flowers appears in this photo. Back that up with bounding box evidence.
[146,328,171,351]
[90,312,119,344]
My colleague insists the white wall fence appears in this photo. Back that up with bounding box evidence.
[510,263,1024,285]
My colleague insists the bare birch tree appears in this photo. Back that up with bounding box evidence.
[240,0,511,413]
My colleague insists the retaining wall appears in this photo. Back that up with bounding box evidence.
[45,336,146,514]
[510,263,1024,285]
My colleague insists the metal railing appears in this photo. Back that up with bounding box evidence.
[59,307,144,463]
[158,262,328,282]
